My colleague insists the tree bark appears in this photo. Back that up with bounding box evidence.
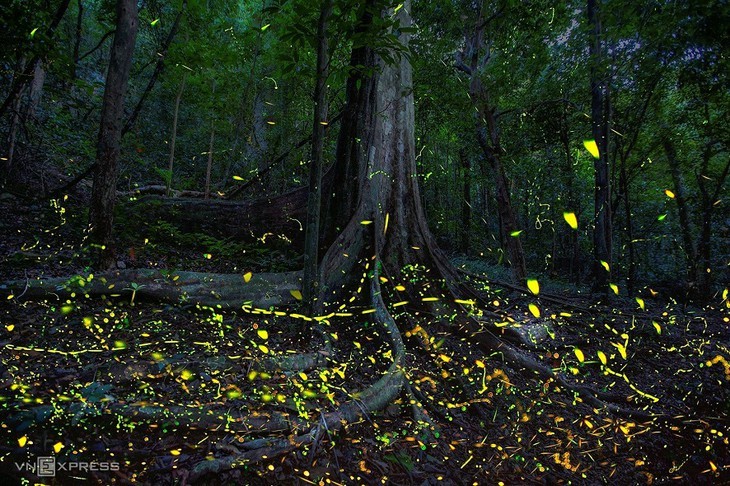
[302,0,333,309]
[72,0,84,79]
[663,138,697,287]
[0,0,71,119]
[460,148,472,254]
[588,0,612,292]
[322,0,377,245]
[4,56,27,184]
[619,155,636,294]
[319,0,461,305]
[89,0,139,268]
[455,7,527,283]
[122,0,186,136]
[204,119,215,199]
[166,74,186,195]
[695,148,730,299]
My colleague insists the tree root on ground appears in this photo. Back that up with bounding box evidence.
[187,263,406,481]
[2,267,683,483]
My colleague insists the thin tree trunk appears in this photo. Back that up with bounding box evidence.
[0,0,71,119]
[3,56,28,184]
[588,0,612,292]
[122,0,186,136]
[167,74,186,195]
[302,0,333,309]
[27,61,46,118]
[663,138,697,286]
[72,0,84,79]
[205,118,215,199]
[89,0,139,268]
[460,148,471,254]
[204,80,217,199]
[455,7,527,283]
[695,151,730,299]
[619,156,636,294]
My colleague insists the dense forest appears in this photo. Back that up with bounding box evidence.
[0,0,728,484]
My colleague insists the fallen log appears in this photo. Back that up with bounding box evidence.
[2,269,302,309]
[120,189,307,247]
[122,185,225,199]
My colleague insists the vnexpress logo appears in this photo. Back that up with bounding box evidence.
[36,456,56,477]
[15,456,120,476]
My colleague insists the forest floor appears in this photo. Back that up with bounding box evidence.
[0,193,728,485]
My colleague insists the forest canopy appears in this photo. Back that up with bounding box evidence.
[0,0,728,484]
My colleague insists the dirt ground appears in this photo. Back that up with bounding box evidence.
[0,194,728,485]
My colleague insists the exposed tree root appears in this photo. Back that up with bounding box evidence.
[187,262,406,481]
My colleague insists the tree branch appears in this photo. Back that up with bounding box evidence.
[78,29,116,62]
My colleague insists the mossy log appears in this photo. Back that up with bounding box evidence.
[2,269,302,309]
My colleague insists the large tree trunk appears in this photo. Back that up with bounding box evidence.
[319,0,459,305]
[89,0,138,268]
[321,1,377,245]
[588,0,612,292]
